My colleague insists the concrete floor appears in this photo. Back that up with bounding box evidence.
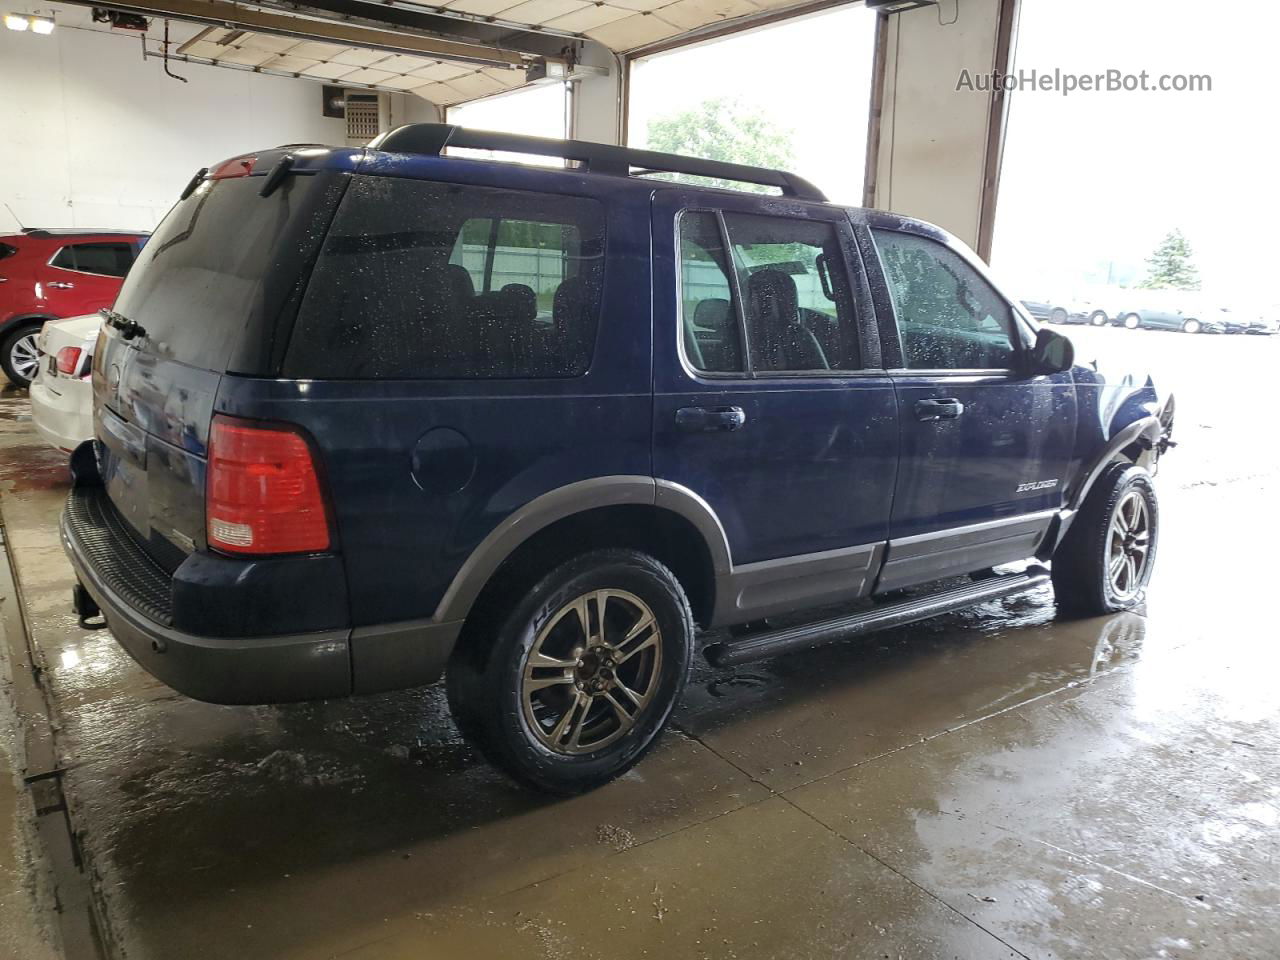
[0,326,1277,960]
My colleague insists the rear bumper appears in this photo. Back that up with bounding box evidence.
[29,374,93,452]
[62,492,352,704]
[61,484,459,704]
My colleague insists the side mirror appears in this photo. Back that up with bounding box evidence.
[1028,327,1075,375]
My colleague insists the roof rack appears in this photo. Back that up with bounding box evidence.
[368,123,827,203]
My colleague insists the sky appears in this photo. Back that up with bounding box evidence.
[449,0,1279,309]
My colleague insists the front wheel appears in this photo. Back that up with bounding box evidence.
[1089,310,1108,326]
[1049,307,1068,325]
[1,323,43,388]
[446,548,693,794]
[1122,313,1142,330]
[1052,463,1158,617]
[1182,318,1202,334]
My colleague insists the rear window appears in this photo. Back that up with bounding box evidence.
[50,242,134,277]
[284,176,606,379]
[112,173,328,372]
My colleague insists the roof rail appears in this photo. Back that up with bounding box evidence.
[19,228,149,237]
[367,123,827,202]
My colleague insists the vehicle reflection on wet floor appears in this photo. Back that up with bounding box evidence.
[0,327,1275,959]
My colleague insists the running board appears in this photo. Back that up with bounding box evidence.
[703,566,1051,668]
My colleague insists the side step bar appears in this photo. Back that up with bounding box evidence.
[703,566,1051,668]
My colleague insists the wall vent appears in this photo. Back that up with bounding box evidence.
[345,94,381,145]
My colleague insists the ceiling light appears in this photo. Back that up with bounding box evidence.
[29,14,52,33]
[4,13,29,30]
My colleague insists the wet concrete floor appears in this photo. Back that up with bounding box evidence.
[0,327,1276,959]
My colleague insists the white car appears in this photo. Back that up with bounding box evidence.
[29,313,99,452]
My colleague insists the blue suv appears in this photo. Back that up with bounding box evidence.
[61,125,1175,793]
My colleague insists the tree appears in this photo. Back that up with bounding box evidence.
[645,99,796,192]
[1139,229,1200,290]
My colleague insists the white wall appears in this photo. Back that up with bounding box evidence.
[0,17,436,232]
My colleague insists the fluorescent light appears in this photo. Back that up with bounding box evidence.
[29,14,52,33]
[4,13,29,30]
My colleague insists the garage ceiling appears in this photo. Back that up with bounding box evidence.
[178,27,530,104]
[66,0,838,107]
[425,0,825,53]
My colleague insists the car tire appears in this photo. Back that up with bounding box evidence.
[446,548,694,795]
[1088,310,1108,326]
[1182,318,1202,334]
[1,322,43,388]
[1052,463,1158,618]
[1122,313,1142,330]
[1049,307,1068,325]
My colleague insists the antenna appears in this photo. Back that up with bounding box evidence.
[2,203,24,231]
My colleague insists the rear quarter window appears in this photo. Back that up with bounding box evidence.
[284,176,606,380]
[50,242,134,277]
[0,242,16,260]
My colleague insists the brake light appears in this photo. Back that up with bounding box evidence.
[55,346,83,376]
[206,415,331,555]
[208,155,257,179]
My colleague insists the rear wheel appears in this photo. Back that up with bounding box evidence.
[1089,310,1108,326]
[1122,313,1142,330]
[1052,463,1158,617]
[1049,307,1068,324]
[446,548,693,795]
[1,323,43,388]
[1182,318,1202,334]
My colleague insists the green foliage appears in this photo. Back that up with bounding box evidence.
[1139,229,1200,291]
[645,98,796,193]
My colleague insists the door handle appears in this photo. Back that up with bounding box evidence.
[676,406,747,433]
[914,398,965,421]
[47,281,75,289]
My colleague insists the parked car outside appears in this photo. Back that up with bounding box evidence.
[1113,290,1220,333]
[0,229,148,387]
[1068,287,1132,327]
[61,126,1175,794]
[29,313,99,451]
[1020,299,1053,322]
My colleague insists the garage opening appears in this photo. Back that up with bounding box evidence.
[993,0,1280,323]
[627,3,879,204]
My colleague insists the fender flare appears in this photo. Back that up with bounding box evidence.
[1064,415,1162,512]
[431,476,733,625]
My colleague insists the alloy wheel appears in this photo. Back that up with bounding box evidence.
[521,589,662,755]
[1107,491,1151,599]
[10,332,40,383]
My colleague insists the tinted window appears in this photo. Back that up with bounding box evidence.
[678,212,743,374]
[113,174,328,371]
[872,229,1017,370]
[287,177,605,379]
[725,213,860,372]
[50,242,134,277]
[0,242,15,261]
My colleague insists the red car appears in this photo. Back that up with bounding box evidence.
[0,229,149,387]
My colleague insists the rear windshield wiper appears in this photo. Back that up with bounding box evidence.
[100,308,147,342]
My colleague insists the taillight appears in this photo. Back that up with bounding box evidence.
[206,415,331,555]
[55,346,83,376]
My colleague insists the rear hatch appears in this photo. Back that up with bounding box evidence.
[93,152,348,569]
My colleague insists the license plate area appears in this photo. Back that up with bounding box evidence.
[96,406,151,541]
